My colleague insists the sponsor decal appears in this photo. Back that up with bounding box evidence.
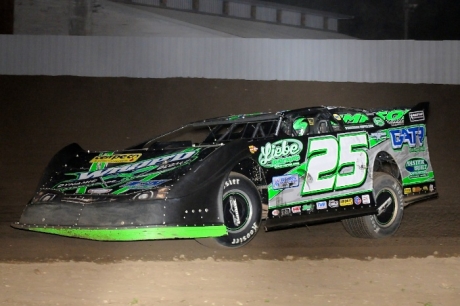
[316,201,327,210]
[342,113,369,124]
[291,206,301,214]
[307,118,315,125]
[344,124,375,130]
[90,153,142,163]
[412,186,422,193]
[122,180,170,190]
[340,198,353,206]
[248,145,258,154]
[409,111,425,122]
[422,186,429,191]
[370,131,387,140]
[362,194,371,204]
[302,204,313,212]
[389,126,425,150]
[354,196,362,205]
[229,113,263,121]
[375,109,409,126]
[157,160,186,170]
[258,139,303,169]
[328,199,339,208]
[75,150,198,180]
[373,116,385,127]
[405,158,428,178]
[404,187,412,195]
[87,188,111,194]
[272,174,299,190]
[272,209,280,217]
[56,178,99,189]
[333,114,342,121]
[280,208,291,217]
[429,184,434,192]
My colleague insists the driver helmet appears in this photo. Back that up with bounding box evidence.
[293,117,309,136]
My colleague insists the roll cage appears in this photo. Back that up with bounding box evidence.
[132,107,348,150]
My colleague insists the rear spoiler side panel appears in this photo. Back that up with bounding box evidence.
[404,102,430,125]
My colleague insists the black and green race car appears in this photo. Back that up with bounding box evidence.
[12,102,438,248]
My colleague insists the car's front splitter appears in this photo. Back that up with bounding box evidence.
[11,223,227,241]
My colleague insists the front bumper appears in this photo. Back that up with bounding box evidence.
[12,195,227,241]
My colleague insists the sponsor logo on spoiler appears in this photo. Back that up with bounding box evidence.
[389,126,425,149]
[409,111,425,122]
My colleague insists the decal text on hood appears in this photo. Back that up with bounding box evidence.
[76,151,197,180]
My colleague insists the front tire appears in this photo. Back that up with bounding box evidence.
[198,172,262,248]
[342,172,404,239]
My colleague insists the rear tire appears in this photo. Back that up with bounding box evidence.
[197,172,262,248]
[342,172,404,239]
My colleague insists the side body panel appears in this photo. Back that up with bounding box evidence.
[253,104,437,231]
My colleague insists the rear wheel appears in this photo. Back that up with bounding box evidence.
[342,172,404,239]
[198,172,262,248]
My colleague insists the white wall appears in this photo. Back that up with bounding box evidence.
[1,36,459,84]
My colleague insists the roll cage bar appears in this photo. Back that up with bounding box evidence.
[135,106,347,149]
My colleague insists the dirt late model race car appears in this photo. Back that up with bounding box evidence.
[13,102,438,248]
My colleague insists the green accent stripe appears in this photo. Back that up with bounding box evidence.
[27,225,227,241]
[402,172,435,186]
[76,187,87,194]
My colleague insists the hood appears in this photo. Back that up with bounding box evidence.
[32,142,218,204]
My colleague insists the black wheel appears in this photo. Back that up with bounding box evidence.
[197,172,262,248]
[342,172,404,239]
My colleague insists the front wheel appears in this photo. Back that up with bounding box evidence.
[198,172,262,248]
[342,172,404,239]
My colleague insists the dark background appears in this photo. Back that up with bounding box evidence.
[0,0,14,34]
[2,0,460,38]
[268,0,460,40]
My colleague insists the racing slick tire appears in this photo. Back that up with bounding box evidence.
[341,172,404,239]
[197,172,262,248]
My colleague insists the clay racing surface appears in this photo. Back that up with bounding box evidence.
[1,76,459,305]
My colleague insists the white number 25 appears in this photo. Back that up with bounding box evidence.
[302,132,369,195]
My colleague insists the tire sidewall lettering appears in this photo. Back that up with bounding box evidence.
[213,173,262,248]
[231,222,258,245]
[224,178,241,190]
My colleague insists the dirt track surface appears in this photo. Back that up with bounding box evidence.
[1,76,459,305]
[1,257,459,306]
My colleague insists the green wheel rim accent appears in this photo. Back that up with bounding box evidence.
[27,225,227,241]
